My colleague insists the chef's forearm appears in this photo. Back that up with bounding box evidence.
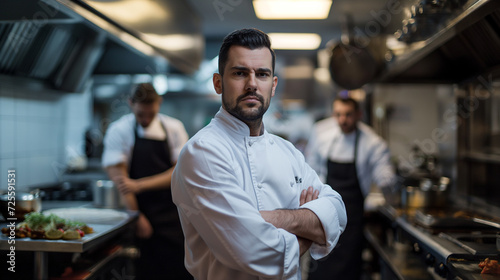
[260,208,326,245]
[105,164,138,210]
[135,165,175,191]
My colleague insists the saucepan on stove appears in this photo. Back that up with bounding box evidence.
[401,177,450,209]
[0,190,41,220]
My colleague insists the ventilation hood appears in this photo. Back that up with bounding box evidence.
[378,0,500,83]
[0,0,203,92]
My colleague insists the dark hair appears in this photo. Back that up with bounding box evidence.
[334,97,360,112]
[218,28,275,76]
[129,83,160,104]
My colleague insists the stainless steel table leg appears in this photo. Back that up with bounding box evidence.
[34,251,47,280]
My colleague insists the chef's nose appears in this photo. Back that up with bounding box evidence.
[245,74,257,92]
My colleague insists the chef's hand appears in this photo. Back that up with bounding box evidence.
[300,186,319,206]
[136,213,153,239]
[298,236,313,256]
[116,176,141,194]
[260,186,319,226]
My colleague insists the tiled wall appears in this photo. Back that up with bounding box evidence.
[0,77,91,192]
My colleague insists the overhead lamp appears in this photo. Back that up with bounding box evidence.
[268,33,322,50]
[143,34,202,52]
[253,0,332,19]
[86,1,169,24]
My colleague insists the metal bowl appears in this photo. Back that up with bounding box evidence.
[0,191,41,221]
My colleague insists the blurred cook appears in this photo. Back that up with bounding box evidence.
[305,97,396,280]
[101,83,191,279]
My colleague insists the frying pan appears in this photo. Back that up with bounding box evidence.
[328,15,386,89]
[329,43,380,90]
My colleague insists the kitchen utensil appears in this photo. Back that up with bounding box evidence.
[401,177,449,209]
[329,43,379,90]
[0,191,42,220]
[328,14,385,89]
[92,180,124,209]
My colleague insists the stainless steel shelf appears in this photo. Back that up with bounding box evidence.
[379,0,500,81]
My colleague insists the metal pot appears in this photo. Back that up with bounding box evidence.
[0,191,42,220]
[401,177,449,209]
[92,180,125,209]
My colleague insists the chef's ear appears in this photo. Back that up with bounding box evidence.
[271,76,278,97]
[213,73,222,95]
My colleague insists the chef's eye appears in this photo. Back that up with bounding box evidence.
[234,71,246,76]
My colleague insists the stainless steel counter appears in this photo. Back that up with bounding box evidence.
[0,204,137,280]
[0,220,134,253]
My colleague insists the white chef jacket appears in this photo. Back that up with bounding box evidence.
[172,108,347,280]
[101,113,189,168]
[304,117,396,197]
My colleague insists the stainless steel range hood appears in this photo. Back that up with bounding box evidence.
[378,0,500,83]
[0,0,203,92]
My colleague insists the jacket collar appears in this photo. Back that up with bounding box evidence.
[215,107,267,138]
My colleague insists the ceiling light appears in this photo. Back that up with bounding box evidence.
[86,1,169,25]
[143,34,202,52]
[268,33,322,50]
[253,0,332,19]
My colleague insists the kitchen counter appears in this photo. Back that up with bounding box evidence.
[0,203,137,280]
[364,208,440,279]
[364,224,435,280]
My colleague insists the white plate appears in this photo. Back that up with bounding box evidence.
[43,208,129,224]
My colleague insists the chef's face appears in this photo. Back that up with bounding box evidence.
[213,46,278,123]
[333,100,361,134]
[129,100,161,128]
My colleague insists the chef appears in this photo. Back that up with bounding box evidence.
[101,83,191,279]
[305,96,396,280]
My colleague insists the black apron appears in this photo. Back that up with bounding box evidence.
[129,122,192,280]
[309,129,364,280]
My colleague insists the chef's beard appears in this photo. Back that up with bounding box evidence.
[222,87,270,122]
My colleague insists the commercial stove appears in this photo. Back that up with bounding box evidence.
[377,206,500,279]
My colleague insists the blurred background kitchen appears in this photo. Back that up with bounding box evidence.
[1,0,500,279]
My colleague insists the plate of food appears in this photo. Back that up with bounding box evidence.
[1,212,94,240]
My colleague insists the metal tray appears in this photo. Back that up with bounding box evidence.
[0,210,137,253]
